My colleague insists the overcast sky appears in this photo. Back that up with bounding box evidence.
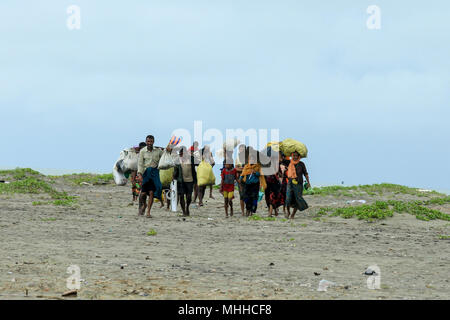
[0,0,449,192]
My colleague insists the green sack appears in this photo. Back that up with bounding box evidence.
[280,138,308,158]
[160,167,174,188]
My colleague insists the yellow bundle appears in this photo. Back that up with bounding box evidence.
[159,167,174,188]
[197,161,215,186]
[280,138,308,158]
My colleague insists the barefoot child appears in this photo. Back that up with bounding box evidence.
[220,163,238,217]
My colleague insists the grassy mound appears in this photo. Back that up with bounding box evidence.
[50,173,114,185]
[304,183,444,197]
[316,198,450,222]
[0,168,76,206]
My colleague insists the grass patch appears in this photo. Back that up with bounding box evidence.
[318,200,450,222]
[316,207,333,216]
[423,196,450,206]
[438,235,450,240]
[0,168,77,206]
[303,183,444,197]
[248,215,277,221]
[0,168,41,180]
[147,229,157,236]
[53,173,114,185]
[32,201,48,206]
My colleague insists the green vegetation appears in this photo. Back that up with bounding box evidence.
[248,215,277,221]
[317,200,450,222]
[0,168,41,180]
[423,196,450,206]
[304,183,444,197]
[147,229,157,236]
[438,235,450,240]
[0,168,77,206]
[51,173,114,185]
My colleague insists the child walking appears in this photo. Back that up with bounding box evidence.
[220,163,238,217]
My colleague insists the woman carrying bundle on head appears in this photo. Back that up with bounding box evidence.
[285,151,311,219]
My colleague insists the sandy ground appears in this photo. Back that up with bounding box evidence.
[0,180,449,300]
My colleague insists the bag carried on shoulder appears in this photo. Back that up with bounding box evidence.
[158,150,176,170]
[197,160,215,186]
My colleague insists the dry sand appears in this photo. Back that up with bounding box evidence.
[0,180,449,300]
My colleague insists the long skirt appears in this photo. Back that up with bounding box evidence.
[265,175,284,209]
[286,179,308,211]
[243,182,260,213]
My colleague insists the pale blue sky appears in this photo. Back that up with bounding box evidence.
[0,1,449,191]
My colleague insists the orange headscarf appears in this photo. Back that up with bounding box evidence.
[287,155,300,179]
[240,163,267,191]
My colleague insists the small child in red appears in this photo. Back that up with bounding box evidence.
[220,163,239,217]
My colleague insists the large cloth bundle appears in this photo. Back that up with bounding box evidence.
[112,167,128,186]
[112,148,140,186]
[121,149,139,171]
[197,160,215,186]
[280,138,308,158]
[158,150,176,170]
[159,167,174,188]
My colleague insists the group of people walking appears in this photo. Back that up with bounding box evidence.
[127,135,311,220]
